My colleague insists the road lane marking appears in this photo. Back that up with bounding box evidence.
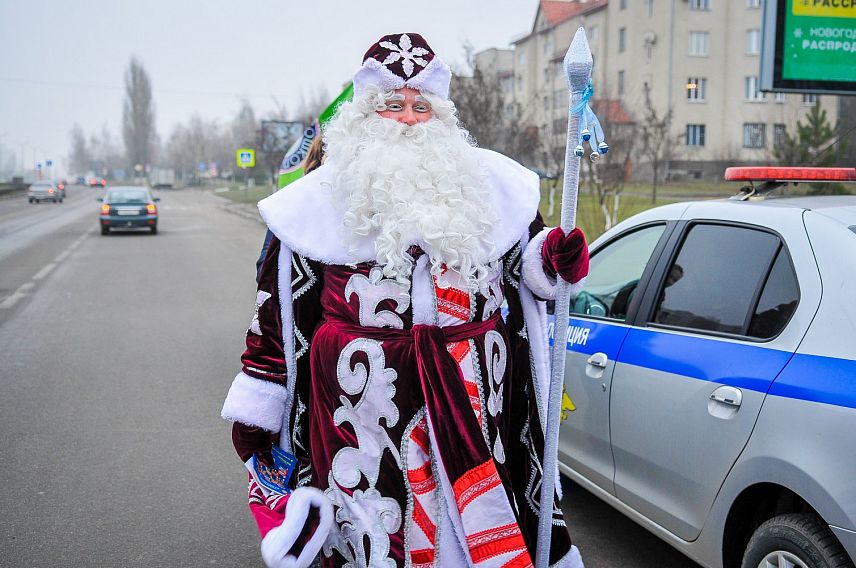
[0,282,35,309]
[0,227,93,309]
[32,263,56,280]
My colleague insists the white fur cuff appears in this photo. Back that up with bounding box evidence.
[221,372,289,433]
[522,228,587,301]
[522,228,557,300]
[260,487,335,568]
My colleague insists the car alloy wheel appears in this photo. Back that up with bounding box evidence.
[757,550,809,568]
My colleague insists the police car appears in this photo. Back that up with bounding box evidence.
[556,167,856,568]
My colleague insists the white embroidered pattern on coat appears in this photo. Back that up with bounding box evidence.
[379,34,430,77]
[345,266,411,329]
[485,330,508,464]
[326,337,403,566]
[248,290,272,335]
[481,262,505,321]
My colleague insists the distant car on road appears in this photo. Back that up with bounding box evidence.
[555,166,856,568]
[27,181,63,204]
[98,186,159,235]
[89,177,107,188]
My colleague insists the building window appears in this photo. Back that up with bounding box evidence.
[589,25,599,42]
[773,124,787,148]
[690,0,711,10]
[645,0,654,16]
[518,52,526,67]
[544,35,554,56]
[746,29,760,55]
[747,0,760,7]
[687,124,706,146]
[500,76,514,93]
[618,70,626,96]
[619,27,627,53]
[544,95,550,110]
[743,123,766,148]
[744,76,765,101]
[555,89,566,108]
[554,117,568,134]
[802,93,817,105]
[689,31,710,56]
[554,61,564,78]
[687,77,707,101]
[775,92,786,103]
[620,0,627,9]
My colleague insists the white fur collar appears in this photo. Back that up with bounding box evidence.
[257,148,540,264]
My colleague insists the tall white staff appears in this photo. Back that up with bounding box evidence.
[536,27,607,568]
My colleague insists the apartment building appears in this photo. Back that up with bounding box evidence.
[476,0,840,181]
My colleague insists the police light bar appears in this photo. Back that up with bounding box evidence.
[725,167,856,183]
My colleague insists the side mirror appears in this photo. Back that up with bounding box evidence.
[153,197,161,202]
[96,197,103,202]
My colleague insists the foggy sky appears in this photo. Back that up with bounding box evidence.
[0,0,535,175]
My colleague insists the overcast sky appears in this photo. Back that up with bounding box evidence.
[0,0,536,175]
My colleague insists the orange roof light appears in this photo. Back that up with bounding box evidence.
[725,167,856,183]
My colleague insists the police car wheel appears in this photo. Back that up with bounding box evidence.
[741,514,854,568]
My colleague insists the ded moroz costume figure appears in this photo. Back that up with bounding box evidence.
[222,33,589,568]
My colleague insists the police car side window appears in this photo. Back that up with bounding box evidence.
[652,224,781,336]
[747,247,799,339]
[571,224,666,321]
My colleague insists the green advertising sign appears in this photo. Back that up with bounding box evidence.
[782,0,856,82]
[761,0,856,94]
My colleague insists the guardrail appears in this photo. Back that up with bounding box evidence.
[0,181,30,199]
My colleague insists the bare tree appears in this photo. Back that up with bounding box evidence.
[68,123,90,175]
[638,82,673,203]
[293,86,331,124]
[122,57,157,176]
[449,44,524,159]
[579,100,637,234]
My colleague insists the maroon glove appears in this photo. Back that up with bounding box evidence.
[232,422,274,467]
[542,227,589,283]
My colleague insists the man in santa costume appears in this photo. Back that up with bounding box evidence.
[222,33,588,568]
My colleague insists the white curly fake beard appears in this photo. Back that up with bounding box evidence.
[325,111,498,292]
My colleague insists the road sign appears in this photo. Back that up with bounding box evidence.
[46,160,53,167]
[236,149,255,169]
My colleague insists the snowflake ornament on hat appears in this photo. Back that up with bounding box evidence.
[353,33,452,99]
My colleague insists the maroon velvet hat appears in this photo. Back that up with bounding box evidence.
[353,33,451,99]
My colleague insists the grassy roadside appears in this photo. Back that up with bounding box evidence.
[540,180,734,240]
[215,184,277,204]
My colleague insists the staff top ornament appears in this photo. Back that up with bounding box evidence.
[564,29,609,163]
[354,33,452,100]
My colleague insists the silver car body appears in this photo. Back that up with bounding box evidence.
[27,182,60,202]
[556,196,856,568]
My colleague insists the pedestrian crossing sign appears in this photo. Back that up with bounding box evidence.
[236,149,255,168]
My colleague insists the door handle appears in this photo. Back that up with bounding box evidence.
[709,386,742,407]
[586,352,608,369]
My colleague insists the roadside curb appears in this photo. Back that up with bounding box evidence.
[209,191,265,225]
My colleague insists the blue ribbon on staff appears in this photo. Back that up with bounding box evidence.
[570,79,609,161]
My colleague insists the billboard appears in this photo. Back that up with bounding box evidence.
[760,0,856,94]
[260,121,304,155]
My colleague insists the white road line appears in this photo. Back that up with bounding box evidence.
[0,227,93,309]
[0,282,35,309]
[32,263,57,280]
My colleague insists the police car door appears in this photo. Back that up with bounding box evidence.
[557,222,671,495]
[609,212,817,542]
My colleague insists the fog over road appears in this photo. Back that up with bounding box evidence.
[0,187,697,567]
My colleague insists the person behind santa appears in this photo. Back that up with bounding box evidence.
[222,33,589,568]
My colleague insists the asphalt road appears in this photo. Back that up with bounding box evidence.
[0,186,700,567]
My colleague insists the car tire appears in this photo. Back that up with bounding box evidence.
[741,514,854,568]
[101,226,109,236]
[150,224,158,235]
